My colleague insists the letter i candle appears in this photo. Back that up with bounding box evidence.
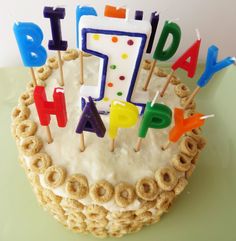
[44,6,68,86]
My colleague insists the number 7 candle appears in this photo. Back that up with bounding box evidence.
[78,15,151,114]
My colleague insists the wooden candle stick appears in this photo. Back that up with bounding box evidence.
[30,67,37,87]
[79,132,85,152]
[45,125,53,144]
[143,60,157,91]
[161,140,171,150]
[160,70,175,97]
[79,51,84,85]
[134,137,143,152]
[110,139,115,152]
[184,86,201,110]
[57,50,65,86]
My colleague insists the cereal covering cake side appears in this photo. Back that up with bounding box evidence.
[11,50,206,238]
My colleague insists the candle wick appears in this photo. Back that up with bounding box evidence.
[200,114,215,120]
[195,28,201,40]
[125,9,130,21]
[151,91,160,107]
[231,57,236,64]
[168,18,180,24]
[154,11,159,16]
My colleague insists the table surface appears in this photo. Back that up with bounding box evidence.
[0,64,236,241]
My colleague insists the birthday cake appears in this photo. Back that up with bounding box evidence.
[11,49,206,238]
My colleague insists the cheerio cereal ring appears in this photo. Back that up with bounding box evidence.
[112,210,135,220]
[11,105,30,123]
[90,180,114,203]
[154,67,168,77]
[29,153,52,174]
[18,91,34,106]
[62,49,79,61]
[60,198,84,211]
[44,165,66,188]
[180,96,196,110]
[16,119,37,138]
[185,109,196,117]
[65,174,89,199]
[42,188,62,204]
[69,222,87,233]
[142,59,151,70]
[85,204,108,220]
[47,56,59,69]
[155,166,178,191]
[180,137,198,157]
[114,182,136,207]
[156,191,175,212]
[196,136,207,150]
[186,163,196,179]
[135,177,158,201]
[174,177,188,195]
[175,83,190,98]
[135,200,156,215]
[20,136,42,156]
[135,211,153,223]
[87,218,108,228]
[172,153,192,172]
[170,75,181,85]
[192,151,200,164]
[36,65,52,81]
[82,51,92,57]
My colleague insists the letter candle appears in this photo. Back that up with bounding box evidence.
[135,99,172,152]
[143,20,181,91]
[162,108,214,150]
[78,14,151,114]
[160,29,201,97]
[76,97,106,152]
[44,6,68,86]
[13,22,47,86]
[109,101,138,152]
[33,86,67,143]
[184,45,235,109]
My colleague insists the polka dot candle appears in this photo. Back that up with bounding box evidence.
[78,15,151,114]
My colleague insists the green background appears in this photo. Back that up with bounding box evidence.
[0,64,236,241]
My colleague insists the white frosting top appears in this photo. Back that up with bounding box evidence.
[23,56,182,211]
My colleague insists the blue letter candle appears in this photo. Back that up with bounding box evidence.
[13,22,47,67]
[197,45,235,87]
[43,7,68,51]
[76,6,97,48]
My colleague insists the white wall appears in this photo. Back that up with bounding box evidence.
[0,0,236,67]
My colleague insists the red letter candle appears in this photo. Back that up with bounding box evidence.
[34,86,67,127]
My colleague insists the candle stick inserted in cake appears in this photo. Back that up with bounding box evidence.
[13,22,47,86]
[143,20,181,91]
[184,45,235,109]
[44,6,68,86]
[34,86,67,144]
[109,101,138,152]
[160,29,201,97]
[162,108,214,150]
[135,101,172,152]
[76,97,106,152]
[76,6,97,85]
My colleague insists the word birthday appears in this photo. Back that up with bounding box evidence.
[13,4,235,151]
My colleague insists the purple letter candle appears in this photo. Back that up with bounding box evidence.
[135,10,143,20]
[43,6,68,51]
[146,11,159,53]
[76,97,106,138]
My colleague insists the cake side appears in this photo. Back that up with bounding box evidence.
[11,49,206,238]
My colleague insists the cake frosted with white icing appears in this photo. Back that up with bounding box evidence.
[11,50,206,238]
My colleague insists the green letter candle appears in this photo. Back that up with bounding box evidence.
[153,21,181,61]
[138,102,172,138]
